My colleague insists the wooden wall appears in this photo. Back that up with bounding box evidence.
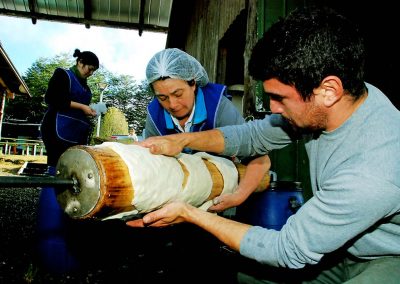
[170,0,246,81]
[167,0,260,116]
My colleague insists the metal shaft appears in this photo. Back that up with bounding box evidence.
[0,176,75,188]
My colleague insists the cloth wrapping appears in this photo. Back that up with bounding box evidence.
[100,143,238,220]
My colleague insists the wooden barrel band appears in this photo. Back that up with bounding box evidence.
[83,146,136,218]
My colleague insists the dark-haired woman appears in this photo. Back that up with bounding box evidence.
[37,49,99,274]
[40,48,99,167]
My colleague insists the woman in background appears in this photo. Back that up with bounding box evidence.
[40,48,99,167]
[37,49,99,274]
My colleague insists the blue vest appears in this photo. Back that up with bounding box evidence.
[56,69,92,144]
[58,69,92,120]
[147,83,227,136]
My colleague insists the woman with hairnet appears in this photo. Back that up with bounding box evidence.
[142,48,271,281]
[145,48,271,212]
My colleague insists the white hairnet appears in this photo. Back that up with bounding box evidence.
[146,48,209,87]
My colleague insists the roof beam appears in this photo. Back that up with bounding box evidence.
[0,8,168,33]
[27,0,37,24]
[138,0,145,36]
[83,0,92,29]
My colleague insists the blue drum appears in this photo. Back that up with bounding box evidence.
[36,166,79,274]
[236,181,304,230]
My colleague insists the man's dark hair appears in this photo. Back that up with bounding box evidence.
[249,7,366,100]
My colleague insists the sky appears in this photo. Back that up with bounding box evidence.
[0,15,167,80]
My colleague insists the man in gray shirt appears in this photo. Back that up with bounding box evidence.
[128,7,400,283]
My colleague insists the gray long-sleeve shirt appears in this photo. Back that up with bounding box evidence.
[219,83,400,268]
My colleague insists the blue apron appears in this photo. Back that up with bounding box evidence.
[55,69,92,144]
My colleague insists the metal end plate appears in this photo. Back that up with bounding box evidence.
[55,147,101,219]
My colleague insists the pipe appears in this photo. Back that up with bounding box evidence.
[0,176,75,188]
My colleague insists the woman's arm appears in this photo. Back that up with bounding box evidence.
[70,101,97,117]
[208,155,271,212]
[45,68,71,109]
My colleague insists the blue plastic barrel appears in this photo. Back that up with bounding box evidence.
[236,181,304,230]
[36,166,79,274]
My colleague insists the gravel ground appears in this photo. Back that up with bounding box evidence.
[0,159,241,284]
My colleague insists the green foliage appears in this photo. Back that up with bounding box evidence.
[101,77,153,135]
[87,68,111,102]
[126,80,154,134]
[5,54,72,122]
[99,107,129,138]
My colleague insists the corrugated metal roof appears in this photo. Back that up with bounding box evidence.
[0,0,173,35]
[0,0,173,97]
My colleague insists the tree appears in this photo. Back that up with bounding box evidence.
[126,80,153,134]
[99,107,129,138]
[101,76,153,135]
[4,54,71,122]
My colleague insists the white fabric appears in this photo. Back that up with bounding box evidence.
[175,153,212,206]
[194,152,239,210]
[95,143,239,219]
[97,143,183,213]
[194,152,238,195]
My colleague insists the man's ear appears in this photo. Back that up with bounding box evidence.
[318,76,344,107]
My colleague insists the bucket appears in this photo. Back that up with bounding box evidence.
[236,181,304,230]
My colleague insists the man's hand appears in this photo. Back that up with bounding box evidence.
[126,201,191,228]
[138,135,185,156]
[138,130,225,157]
[127,199,250,252]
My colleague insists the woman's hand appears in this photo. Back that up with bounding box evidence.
[208,190,248,213]
[83,105,97,117]
[70,101,97,117]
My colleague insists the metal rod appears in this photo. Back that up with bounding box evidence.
[0,176,75,188]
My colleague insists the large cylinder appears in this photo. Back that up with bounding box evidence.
[55,142,270,220]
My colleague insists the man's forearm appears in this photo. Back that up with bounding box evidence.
[183,129,225,154]
[170,129,226,154]
[141,129,226,157]
[186,205,251,251]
